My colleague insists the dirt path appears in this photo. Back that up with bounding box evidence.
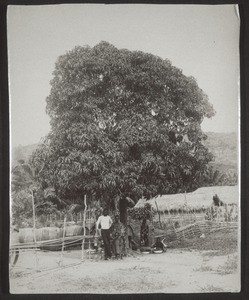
[10,249,240,294]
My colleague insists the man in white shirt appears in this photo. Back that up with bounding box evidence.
[96,208,113,260]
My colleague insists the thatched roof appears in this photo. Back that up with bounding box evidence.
[135,185,239,212]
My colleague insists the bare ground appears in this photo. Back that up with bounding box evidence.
[10,247,240,294]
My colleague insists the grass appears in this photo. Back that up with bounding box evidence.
[217,254,238,275]
[9,269,31,279]
[194,265,213,272]
[200,284,225,293]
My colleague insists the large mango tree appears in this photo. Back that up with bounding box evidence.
[31,41,215,225]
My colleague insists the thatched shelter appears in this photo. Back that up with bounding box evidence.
[135,185,239,228]
[135,185,239,213]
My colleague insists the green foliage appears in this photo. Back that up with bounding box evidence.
[11,160,63,225]
[128,203,155,221]
[11,190,33,227]
[32,41,215,210]
[201,165,238,187]
[205,205,238,222]
[11,160,36,193]
[35,187,60,216]
[11,160,37,225]
[11,188,58,226]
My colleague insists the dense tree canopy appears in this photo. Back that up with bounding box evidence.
[32,41,215,223]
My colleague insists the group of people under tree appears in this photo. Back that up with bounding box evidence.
[96,209,126,260]
[96,209,166,260]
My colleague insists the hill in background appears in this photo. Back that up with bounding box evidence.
[11,143,37,167]
[11,132,238,173]
[203,132,238,173]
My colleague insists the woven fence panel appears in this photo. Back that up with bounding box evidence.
[174,220,238,241]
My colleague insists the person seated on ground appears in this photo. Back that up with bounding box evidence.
[152,237,167,252]
[129,237,139,251]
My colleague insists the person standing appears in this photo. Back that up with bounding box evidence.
[140,219,149,247]
[111,214,126,259]
[96,208,113,260]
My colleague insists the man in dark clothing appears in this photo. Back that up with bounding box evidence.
[111,214,126,259]
[140,219,149,247]
[96,209,113,260]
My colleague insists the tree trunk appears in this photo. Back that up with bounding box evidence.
[119,197,128,256]
[119,197,127,226]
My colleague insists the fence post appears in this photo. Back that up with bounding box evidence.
[167,205,177,241]
[81,195,87,262]
[181,210,185,239]
[60,215,67,266]
[30,189,39,271]
[155,200,162,229]
[88,209,91,259]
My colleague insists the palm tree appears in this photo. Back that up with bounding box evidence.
[202,166,224,186]
[11,160,38,241]
[202,166,238,187]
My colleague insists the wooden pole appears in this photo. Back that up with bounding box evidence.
[30,189,37,244]
[184,189,187,205]
[217,206,220,223]
[193,208,197,223]
[60,215,67,266]
[88,209,91,259]
[81,195,87,262]
[167,205,177,242]
[155,200,162,229]
[181,210,185,239]
[30,189,39,270]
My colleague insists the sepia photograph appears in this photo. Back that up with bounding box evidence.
[8,4,240,294]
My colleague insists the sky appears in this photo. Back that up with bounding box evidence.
[7,4,240,147]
